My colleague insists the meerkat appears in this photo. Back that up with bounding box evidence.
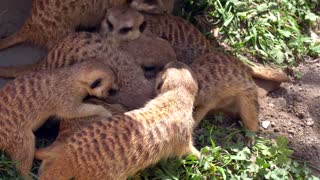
[0,6,148,78]
[35,61,199,180]
[0,60,119,178]
[0,0,171,51]
[56,98,128,144]
[190,52,260,144]
[138,11,290,84]
[0,7,178,110]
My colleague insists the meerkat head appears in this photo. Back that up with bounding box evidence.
[128,0,169,14]
[101,6,146,42]
[77,62,119,99]
[155,61,198,95]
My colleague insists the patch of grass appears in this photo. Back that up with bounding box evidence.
[0,118,318,179]
[180,0,320,66]
[131,118,319,179]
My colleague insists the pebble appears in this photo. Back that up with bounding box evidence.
[261,120,271,129]
[304,118,315,126]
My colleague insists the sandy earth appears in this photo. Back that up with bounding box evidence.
[260,62,320,174]
[0,0,319,177]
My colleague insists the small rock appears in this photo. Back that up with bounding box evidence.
[268,103,275,108]
[288,129,295,135]
[271,122,276,127]
[261,121,271,129]
[304,118,315,126]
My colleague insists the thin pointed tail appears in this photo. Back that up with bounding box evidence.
[0,31,26,51]
[250,66,290,83]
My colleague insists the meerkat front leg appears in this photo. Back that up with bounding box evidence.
[188,142,201,159]
[60,104,112,119]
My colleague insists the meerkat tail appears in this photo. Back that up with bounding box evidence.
[0,32,27,51]
[250,66,290,83]
[0,64,37,78]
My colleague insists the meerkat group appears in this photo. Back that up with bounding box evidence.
[0,1,290,178]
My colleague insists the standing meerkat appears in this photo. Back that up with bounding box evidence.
[190,53,259,144]
[0,0,171,51]
[35,61,200,180]
[0,60,118,178]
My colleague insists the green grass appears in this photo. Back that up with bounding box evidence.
[0,118,319,179]
[131,117,319,180]
[179,0,320,66]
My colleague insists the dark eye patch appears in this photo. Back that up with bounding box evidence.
[90,78,102,89]
[107,20,113,31]
[139,21,147,32]
[119,27,133,34]
[108,88,118,96]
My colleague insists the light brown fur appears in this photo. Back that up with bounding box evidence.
[0,0,171,50]
[0,60,118,178]
[190,53,259,138]
[56,98,128,144]
[35,61,199,180]
[140,11,290,83]
[0,7,177,110]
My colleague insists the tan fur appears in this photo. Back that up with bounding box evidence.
[140,12,290,83]
[0,0,170,50]
[0,60,118,178]
[130,0,175,14]
[190,53,259,135]
[0,7,177,110]
[36,61,199,180]
[56,98,128,144]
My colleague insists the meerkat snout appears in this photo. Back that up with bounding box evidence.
[101,7,145,41]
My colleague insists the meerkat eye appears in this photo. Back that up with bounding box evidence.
[119,27,133,34]
[108,88,118,96]
[107,20,114,31]
[127,0,133,3]
[139,21,147,33]
[90,78,102,89]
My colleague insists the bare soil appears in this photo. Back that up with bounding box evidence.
[0,0,319,177]
[260,62,320,174]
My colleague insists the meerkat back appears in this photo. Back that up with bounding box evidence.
[36,61,200,180]
[0,0,172,51]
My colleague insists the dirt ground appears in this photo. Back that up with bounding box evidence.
[0,0,319,177]
[259,62,320,173]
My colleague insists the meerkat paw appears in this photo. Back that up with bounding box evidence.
[189,144,201,159]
